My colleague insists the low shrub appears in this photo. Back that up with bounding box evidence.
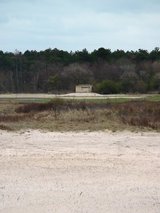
[115,101,160,129]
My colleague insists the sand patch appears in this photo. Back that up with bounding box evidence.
[0,130,160,213]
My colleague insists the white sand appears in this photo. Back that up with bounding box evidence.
[0,93,148,99]
[0,130,160,213]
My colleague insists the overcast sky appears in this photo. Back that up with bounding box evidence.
[0,0,160,52]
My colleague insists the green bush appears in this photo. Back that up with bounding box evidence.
[95,80,121,94]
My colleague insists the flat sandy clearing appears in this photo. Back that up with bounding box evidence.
[0,130,160,213]
[0,93,148,99]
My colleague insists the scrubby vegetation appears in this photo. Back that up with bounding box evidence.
[114,101,160,129]
[0,98,159,131]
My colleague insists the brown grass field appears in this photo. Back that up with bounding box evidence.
[0,97,159,132]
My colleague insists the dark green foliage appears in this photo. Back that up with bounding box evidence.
[48,75,61,91]
[95,80,120,94]
[0,47,160,93]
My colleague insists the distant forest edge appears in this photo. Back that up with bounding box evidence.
[0,47,160,94]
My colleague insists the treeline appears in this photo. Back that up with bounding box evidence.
[0,47,160,93]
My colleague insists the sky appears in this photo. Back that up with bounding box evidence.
[0,0,160,53]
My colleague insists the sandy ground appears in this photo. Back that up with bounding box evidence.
[0,93,149,99]
[0,130,160,213]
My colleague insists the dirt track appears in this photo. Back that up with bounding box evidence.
[0,93,148,100]
[0,130,160,213]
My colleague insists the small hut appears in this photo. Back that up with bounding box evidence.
[75,84,92,93]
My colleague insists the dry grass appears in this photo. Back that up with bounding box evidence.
[114,101,160,130]
[0,124,13,131]
[0,99,159,131]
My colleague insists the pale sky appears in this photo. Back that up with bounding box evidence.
[0,0,160,52]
